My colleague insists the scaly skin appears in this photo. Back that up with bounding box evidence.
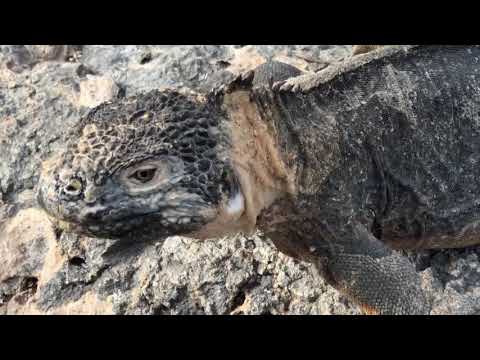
[37,47,480,314]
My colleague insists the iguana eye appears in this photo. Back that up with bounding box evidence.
[120,157,184,194]
[130,168,157,183]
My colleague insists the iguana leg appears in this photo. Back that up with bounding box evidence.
[320,223,430,315]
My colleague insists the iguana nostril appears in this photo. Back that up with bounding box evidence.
[63,178,83,196]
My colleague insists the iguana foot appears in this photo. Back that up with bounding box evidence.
[319,223,431,315]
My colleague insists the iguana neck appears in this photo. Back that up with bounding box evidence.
[219,90,299,234]
[248,87,341,196]
[218,86,340,235]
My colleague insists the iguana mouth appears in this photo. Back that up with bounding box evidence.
[49,209,202,240]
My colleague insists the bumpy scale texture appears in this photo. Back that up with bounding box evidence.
[66,90,227,200]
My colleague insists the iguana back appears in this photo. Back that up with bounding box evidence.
[258,45,480,250]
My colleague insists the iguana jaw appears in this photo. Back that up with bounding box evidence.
[37,169,216,241]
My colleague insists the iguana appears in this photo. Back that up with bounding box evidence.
[37,45,480,315]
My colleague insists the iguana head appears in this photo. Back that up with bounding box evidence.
[37,89,247,241]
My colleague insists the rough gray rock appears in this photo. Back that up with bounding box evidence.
[0,61,84,204]
[0,46,81,73]
[1,45,479,315]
